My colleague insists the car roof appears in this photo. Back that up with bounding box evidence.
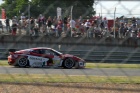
[30,47,52,50]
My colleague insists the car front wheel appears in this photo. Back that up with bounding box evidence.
[63,58,75,69]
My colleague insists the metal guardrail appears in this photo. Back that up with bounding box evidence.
[1,49,140,63]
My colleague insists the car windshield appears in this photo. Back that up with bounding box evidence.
[51,49,63,55]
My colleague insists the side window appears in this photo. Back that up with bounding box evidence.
[45,50,51,55]
[50,50,59,56]
[44,49,56,55]
[32,50,40,54]
[32,49,45,54]
[39,49,45,54]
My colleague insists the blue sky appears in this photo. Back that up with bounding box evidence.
[94,1,140,19]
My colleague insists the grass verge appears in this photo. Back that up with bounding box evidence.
[0,74,140,84]
[87,63,140,69]
[0,60,140,69]
[0,60,140,84]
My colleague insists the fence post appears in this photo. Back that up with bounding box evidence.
[70,6,73,37]
[113,7,116,38]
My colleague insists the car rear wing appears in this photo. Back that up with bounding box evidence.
[8,49,16,52]
[8,49,16,54]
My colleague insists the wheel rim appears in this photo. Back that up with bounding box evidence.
[18,58,27,67]
[65,59,74,68]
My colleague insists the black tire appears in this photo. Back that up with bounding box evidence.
[63,58,75,69]
[17,57,29,67]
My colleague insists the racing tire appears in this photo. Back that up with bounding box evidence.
[17,57,29,67]
[63,58,75,69]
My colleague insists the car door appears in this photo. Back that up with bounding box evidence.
[48,49,62,67]
[28,49,50,67]
[41,49,54,66]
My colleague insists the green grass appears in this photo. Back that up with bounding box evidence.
[0,60,9,66]
[0,60,140,84]
[0,74,140,84]
[1,60,140,69]
[87,63,140,69]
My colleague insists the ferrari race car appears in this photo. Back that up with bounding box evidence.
[8,47,86,69]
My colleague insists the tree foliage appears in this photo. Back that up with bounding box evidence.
[0,0,94,19]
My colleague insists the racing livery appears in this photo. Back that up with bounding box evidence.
[8,47,86,69]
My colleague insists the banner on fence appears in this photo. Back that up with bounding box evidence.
[57,7,61,19]
[1,8,6,19]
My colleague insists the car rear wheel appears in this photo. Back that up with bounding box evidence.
[63,58,75,69]
[17,57,29,67]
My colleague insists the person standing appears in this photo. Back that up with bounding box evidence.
[84,19,91,37]
[63,16,68,32]
[56,22,62,37]
[38,14,46,33]
[69,19,76,37]
[11,16,18,35]
[5,17,11,33]
[46,16,52,35]
[0,20,3,33]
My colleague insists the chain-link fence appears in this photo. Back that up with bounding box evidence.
[0,0,140,93]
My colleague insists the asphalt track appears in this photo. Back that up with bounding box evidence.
[0,66,140,76]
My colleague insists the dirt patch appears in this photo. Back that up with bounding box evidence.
[0,83,140,93]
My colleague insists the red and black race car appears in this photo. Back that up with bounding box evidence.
[8,47,86,69]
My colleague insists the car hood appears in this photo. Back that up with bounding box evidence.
[62,54,74,57]
[62,54,85,61]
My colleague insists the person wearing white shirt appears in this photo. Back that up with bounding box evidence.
[69,19,76,37]
[84,19,91,31]
[70,19,76,29]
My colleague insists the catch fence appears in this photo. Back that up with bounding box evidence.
[0,0,140,93]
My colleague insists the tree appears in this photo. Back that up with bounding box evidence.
[0,0,29,18]
[0,0,95,19]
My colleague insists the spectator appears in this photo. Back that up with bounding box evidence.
[84,19,91,31]
[38,14,46,32]
[56,22,62,37]
[5,17,11,33]
[123,23,128,38]
[63,16,68,32]
[125,30,131,38]
[0,20,3,33]
[78,16,83,24]
[84,19,91,37]
[119,22,125,38]
[46,16,52,35]
[66,18,71,37]
[33,25,39,36]
[87,23,94,38]
[94,26,101,38]
[11,23,17,35]
[20,13,25,20]
[79,22,85,36]
[30,17,35,35]
[103,17,108,29]
[11,16,18,35]
[131,17,137,25]
[69,19,76,37]
[52,16,58,28]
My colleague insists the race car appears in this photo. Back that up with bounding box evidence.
[8,47,86,69]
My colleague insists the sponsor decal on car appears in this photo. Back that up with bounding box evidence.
[28,56,49,67]
[29,56,42,61]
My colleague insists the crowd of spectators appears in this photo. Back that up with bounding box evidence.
[0,14,140,39]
